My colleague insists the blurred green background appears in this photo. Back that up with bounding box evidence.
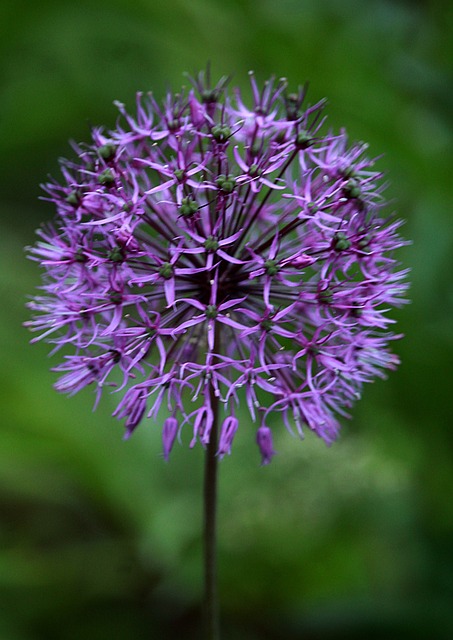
[1,0,452,638]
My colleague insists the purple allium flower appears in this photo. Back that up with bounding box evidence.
[162,416,179,462]
[217,416,239,459]
[256,424,277,466]
[26,70,409,463]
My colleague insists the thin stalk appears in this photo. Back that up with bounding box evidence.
[203,383,220,640]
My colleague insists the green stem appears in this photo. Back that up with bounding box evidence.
[203,385,220,640]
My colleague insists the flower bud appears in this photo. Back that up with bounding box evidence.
[162,416,179,461]
[113,388,147,440]
[217,416,239,459]
[256,425,276,465]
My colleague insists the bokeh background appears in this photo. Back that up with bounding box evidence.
[1,0,452,638]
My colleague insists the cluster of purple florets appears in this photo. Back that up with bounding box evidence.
[27,70,408,464]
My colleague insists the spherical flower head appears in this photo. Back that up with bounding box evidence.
[26,69,409,464]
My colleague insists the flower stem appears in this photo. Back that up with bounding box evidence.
[203,384,220,640]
